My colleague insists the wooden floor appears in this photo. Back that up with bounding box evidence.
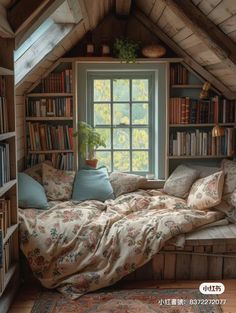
[8,280,236,313]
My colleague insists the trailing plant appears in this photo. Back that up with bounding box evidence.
[73,121,106,159]
[114,38,140,63]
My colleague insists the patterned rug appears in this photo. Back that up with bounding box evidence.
[30,288,223,313]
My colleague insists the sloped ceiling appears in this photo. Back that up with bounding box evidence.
[13,0,236,99]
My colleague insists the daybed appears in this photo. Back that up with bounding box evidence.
[18,161,236,299]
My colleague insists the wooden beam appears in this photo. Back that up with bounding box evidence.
[67,0,83,23]
[15,23,73,85]
[116,0,132,17]
[133,8,236,100]
[0,3,14,37]
[162,0,236,72]
[15,0,65,48]
[7,0,51,33]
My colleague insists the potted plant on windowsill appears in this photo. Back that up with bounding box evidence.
[73,121,106,168]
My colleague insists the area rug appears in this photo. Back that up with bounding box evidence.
[30,288,223,313]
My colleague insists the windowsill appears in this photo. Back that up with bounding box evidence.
[140,179,165,189]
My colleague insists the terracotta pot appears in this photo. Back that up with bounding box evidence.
[85,159,98,168]
[142,44,166,58]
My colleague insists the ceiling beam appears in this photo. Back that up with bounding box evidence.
[7,0,51,33]
[162,0,236,72]
[15,0,66,48]
[116,0,132,17]
[67,0,83,23]
[133,8,236,100]
[0,3,14,37]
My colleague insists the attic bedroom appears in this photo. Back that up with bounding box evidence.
[0,0,236,312]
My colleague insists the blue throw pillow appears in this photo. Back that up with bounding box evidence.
[72,166,114,202]
[18,173,49,209]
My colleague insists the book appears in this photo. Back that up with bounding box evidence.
[170,97,236,125]
[169,128,236,157]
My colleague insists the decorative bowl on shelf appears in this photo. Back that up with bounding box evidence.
[142,44,166,58]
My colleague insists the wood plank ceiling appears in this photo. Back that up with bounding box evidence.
[135,0,236,97]
[1,0,236,98]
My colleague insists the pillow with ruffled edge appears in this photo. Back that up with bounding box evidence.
[24,160,52,185]
[42,163,75,201]
[187,171,224,210]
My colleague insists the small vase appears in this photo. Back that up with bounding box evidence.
[85,159,98,168]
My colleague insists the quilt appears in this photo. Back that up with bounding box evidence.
[19,189,224,298]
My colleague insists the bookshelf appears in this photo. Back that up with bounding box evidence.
[167,63,236,176]
[0,37,20,313]
[25,61,76,170]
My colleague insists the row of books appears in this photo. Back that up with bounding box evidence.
[169,128,235,157]
[26,153,74,171]
[26,97,73,117]
[0,234,13,293]
[0,143,10,187]
[41,69,72,93]
[0,76,6,97]
[0,97,8,134]
[27,123,73,151]
[0,199,11,237]
[170,64,188,85]
[169,97,236,124]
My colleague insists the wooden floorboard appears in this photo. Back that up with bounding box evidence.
[8,279,236,313]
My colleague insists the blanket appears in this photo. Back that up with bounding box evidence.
[19,189,224,298]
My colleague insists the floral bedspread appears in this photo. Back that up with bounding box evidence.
[19,189,224,298]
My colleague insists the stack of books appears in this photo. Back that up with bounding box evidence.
[169,128,236,157]
[0,76,8,134]
[0,199,11,237]
[41,69,72,93]
[0,143,10,187]
[0,235,13,293]
[170,64,188,85]
[169,96,236,124]
[26,97,73,117]
[26,153,74,171]
[27,123,73,151]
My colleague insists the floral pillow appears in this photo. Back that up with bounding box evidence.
[187,171,224,210]
[164,165,198,198]
[42,163,75,201]
[221,159,236,195]
[109,172,147,197]
[24,160,52,185]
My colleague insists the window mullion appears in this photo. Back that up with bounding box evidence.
[111,78,114,172]
[130,78,132,172]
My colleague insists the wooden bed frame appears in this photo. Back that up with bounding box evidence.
[123,224,236,282]
[21,224,236,284]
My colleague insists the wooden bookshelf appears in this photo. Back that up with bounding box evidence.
[168,155,236,160]
[171,84,202,89]
[25,61,76,170]
[28,150,73,154]
[170,123,236,128]
[0,37,19,313]
[27,93,73,97]
[167,62,236,177]
[26,117,73,121]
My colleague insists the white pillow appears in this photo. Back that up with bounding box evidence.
[187,171,224,210]
[164,165,198,198]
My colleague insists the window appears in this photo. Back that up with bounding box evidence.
[88,72,155,174]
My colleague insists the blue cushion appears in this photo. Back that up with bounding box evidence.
[18,173,49,209]
[72,167,114,202]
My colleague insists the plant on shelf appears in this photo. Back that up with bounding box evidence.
[114,38,140,63]
[73,121,106,168]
